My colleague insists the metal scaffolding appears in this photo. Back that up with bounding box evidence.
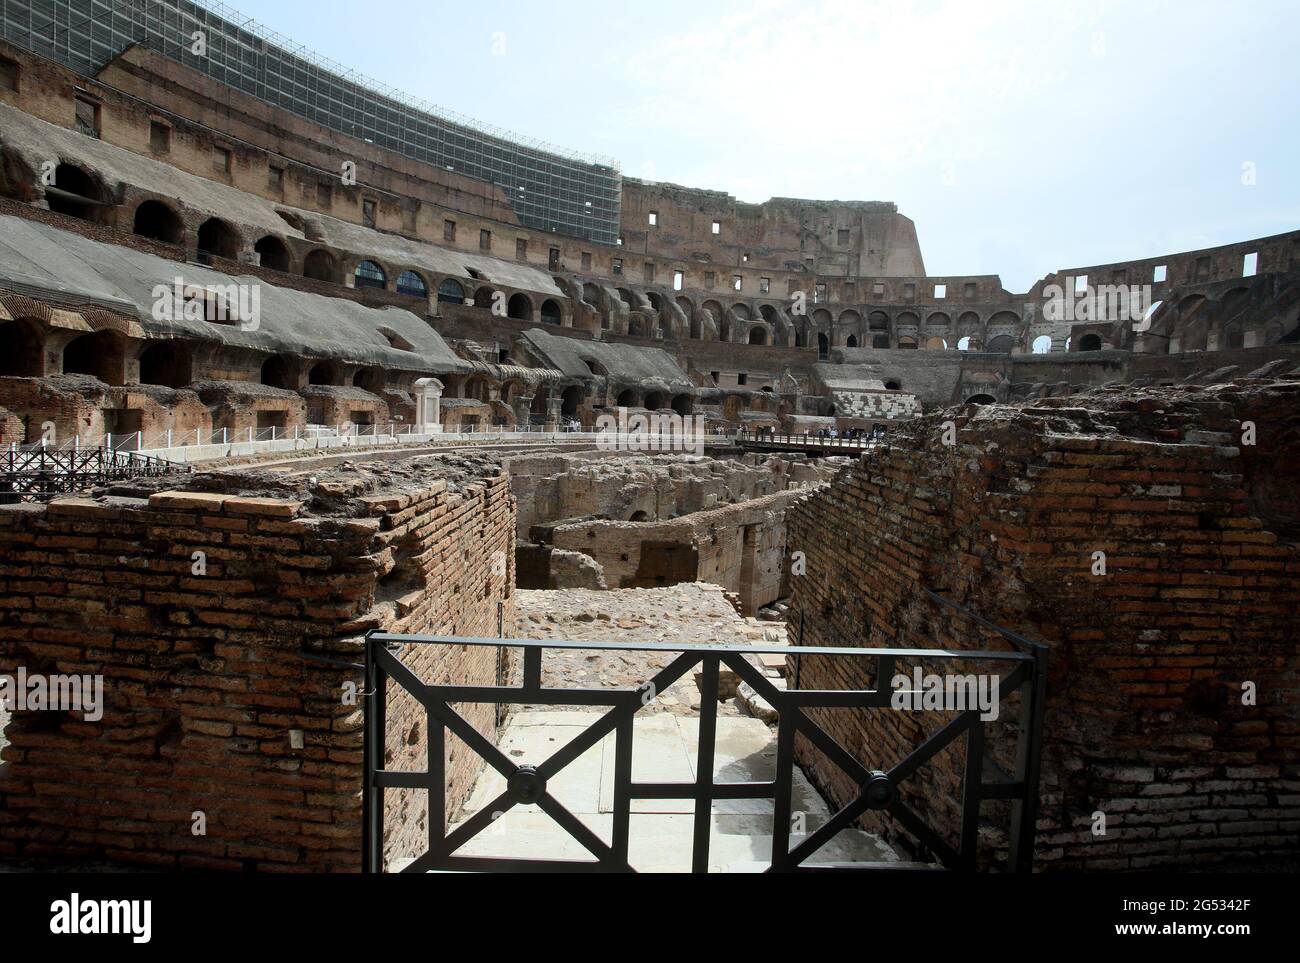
[0,0,622,243]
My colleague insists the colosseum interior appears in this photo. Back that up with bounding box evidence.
[0,0,1296,888]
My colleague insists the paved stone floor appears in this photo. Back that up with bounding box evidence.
[408,584,901,872]
[430,709,899,872]
[512,583,783,716]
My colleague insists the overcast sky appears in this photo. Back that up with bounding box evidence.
[240,0,1299,292]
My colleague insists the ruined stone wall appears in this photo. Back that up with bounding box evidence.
[0,453,515,871]
[786,382,1300,870]
[550,488,813,615]
[508,450,826,537]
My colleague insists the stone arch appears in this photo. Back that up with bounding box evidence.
[1031,334,1052,354]
[925,336,947,350]
[46,163,109,222]
[868,311,889,331]
[254,234,290,272]
[474,286,496,309]
[62,330,125,384]
[0,318,46,376]
[437,278,465,304]
[583,283,603,307]
[132,199,184,244]
[1078,333,1103,352]
[897,336,918,349]
[839,309,862,341]
[261,355,294,389]
[560,385,582,416]
[967,393,996,405]
[353,367,385,394]
[303,248,340,283]
[846,335,859,348]
[354,260,387,290]
[748,325,768,345]
[138,341,192,389]
[924,312,951,344]
[817,332,830,358]
[197,217,241,260]
[308,360,342,385]
[671,394,692,416]
[508,293,533,320]
[616,388,638,408]
[540,298,563,325]
[396,270,428,298]
[643,391,665,411]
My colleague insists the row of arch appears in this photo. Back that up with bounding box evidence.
[0,316,397,394]
[49,175,563,322]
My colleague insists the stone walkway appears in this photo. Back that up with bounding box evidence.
[438,710,898,872]
[420,584,901,872]
[512,583,783,716]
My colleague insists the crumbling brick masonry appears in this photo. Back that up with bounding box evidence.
[787,381,1300,870]
[0,453,515,871]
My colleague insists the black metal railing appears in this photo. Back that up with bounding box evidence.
[731,430,880,450]
[362,614,1047,873]
[0,444,188,502]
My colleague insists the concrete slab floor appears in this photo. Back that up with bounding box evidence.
[405,710,901,873]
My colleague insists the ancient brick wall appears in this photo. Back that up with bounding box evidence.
[551,488,809,614]
[0,454,515,871]
[786,382,1300,870]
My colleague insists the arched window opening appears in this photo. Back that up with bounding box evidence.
[0,319,45,377]
[62,330,123,384]
[643,392,664,411]
[396,271,427,298]
[46,164,106,221]
[845,335,858,348]
[1078,333,1102,352]
[254,235,290,272]
[748,326,768,345]
[303,249,339,283]
[353,367,385,394]
[437,278,466,304]
[138,341,192,389]
[308,360,340,385]
[354,260,387,290]
[261,355,293,389]
[817,333,830,359]
[540,299,563,325]
[671,394,691,416]
[1031,334,1052,354]
[196,217,241,260]
[616,389,637,408]
[560,385,582,416]
[133,200,183,244]
[967,394,996,405]
[507,293,532,320]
